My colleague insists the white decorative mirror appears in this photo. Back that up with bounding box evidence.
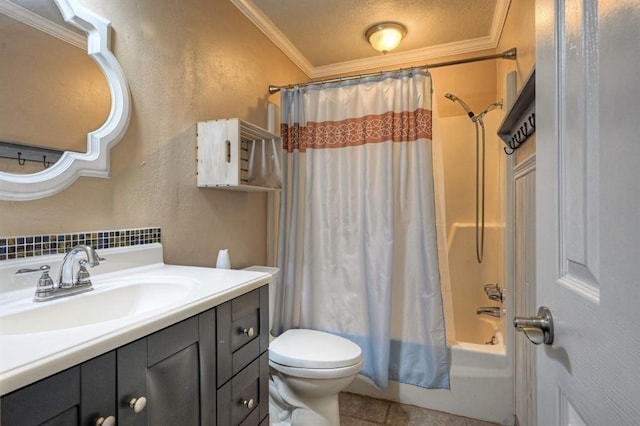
[0,0,131,200]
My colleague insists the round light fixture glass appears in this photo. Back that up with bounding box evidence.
[366,22,407,54]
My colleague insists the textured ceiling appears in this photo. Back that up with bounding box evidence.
[6,1,508,79]
[238,0,506,77]
[253,0,497,66]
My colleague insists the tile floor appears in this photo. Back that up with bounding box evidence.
[339,392,500,426]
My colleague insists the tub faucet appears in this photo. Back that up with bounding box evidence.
[476,306,503,318]
[483,284,503,302]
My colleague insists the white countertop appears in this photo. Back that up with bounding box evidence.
[0,243,273,396]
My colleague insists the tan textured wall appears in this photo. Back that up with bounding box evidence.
[0,0,307,268]
[497,0,536,98]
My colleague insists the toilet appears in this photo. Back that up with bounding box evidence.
[243,266,363,426]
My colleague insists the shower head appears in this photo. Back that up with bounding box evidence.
[473,101,504,122]
[444,93,475,119]
[479,101,503,115]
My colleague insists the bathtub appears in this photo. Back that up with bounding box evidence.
[346,328,514,425]
[346,222,514,424]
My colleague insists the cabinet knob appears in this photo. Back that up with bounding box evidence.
[242,398,255,410]
[242,327,255,337]
[129,396,147,414]
[95,416,116,426]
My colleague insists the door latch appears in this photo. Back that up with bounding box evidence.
[513,306,554,345]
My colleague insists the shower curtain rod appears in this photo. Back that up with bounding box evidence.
[268,48,517,94]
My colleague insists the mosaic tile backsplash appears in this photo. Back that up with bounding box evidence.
[0,227,161,261]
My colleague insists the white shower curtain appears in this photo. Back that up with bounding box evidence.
[275,69,449,389]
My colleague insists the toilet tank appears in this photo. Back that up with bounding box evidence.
[242,266,280,335]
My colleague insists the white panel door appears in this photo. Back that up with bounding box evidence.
[535,0,640,424]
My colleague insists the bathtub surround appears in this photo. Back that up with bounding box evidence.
[276,69,449,389]
[0,227,161,261]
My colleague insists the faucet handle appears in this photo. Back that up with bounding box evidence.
[76,259,92,286]
[483,283,503,302]
[16,264,51,276]
[16,265,55,298]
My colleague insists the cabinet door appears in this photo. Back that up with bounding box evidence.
[81,351,117,426]
[117,338,147,426]
[1,367,81,426]
[117,313,215,426]
[1,353,116,426]
[147,316,200,426]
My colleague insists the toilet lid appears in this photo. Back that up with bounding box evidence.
[269,329,362,369]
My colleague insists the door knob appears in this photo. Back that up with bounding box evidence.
[514,306,554,345]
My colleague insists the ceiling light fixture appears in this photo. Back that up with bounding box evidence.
[365,22,407,54]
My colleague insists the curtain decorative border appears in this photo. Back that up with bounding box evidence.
[282,108,432,153]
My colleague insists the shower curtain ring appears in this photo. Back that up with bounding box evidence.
[17,152,26,166]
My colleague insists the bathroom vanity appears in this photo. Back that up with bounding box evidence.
[0,244,271,426]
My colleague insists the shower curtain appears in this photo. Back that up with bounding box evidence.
[275,69,449,389]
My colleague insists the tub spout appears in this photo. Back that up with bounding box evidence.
[476,306,503,318]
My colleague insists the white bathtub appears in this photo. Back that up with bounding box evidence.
[347,220,514,424]
[346,329,514,424]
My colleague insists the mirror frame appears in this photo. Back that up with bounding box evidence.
[0,0,131,201]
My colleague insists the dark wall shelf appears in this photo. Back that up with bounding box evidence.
[498,69,535,155]
[0,140,64,168]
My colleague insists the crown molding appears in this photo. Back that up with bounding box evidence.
[489,0,511,46]
[0,0,86,49]
[232,0,512,79]
[230,0,314,76]
[310,36,498,79]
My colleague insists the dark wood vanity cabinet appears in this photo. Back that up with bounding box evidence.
[1,285,269,426]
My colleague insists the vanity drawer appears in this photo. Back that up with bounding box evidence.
[217,351,269,426]
[217,285,269,386]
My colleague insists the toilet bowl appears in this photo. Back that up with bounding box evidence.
[242,266,363,426]
[269,329,362,426]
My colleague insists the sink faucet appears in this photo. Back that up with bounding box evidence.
[476,306,503,318]
[16,245,105,302]
[59,245,103,288]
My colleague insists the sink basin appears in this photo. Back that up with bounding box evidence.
[0,277,198,335]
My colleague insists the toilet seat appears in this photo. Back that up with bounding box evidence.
[269,358,363,379]
[269,329,362,369]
